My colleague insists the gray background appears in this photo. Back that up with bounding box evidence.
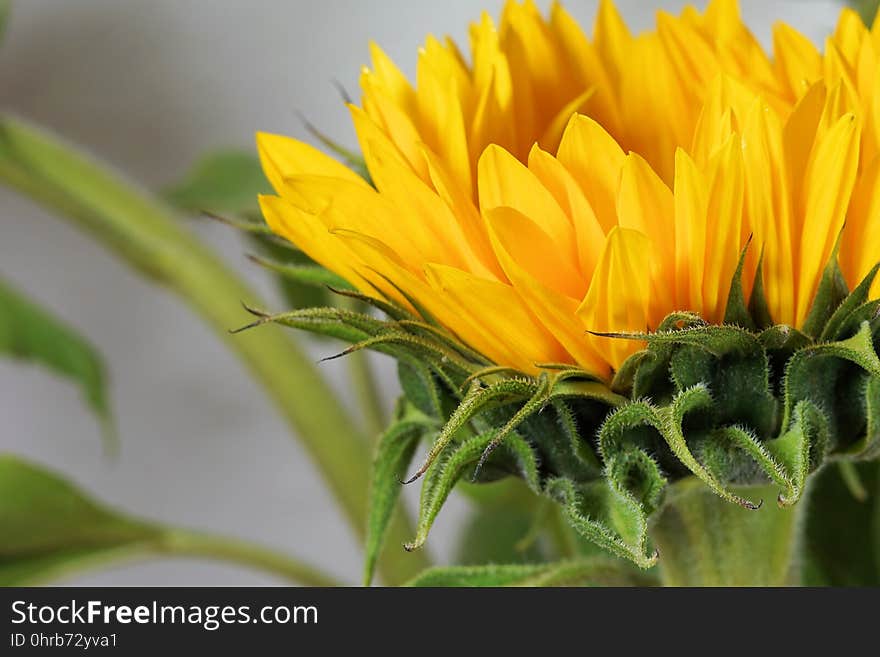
[0,1,840,585]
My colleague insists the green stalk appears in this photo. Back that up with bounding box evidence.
[158,530,342,586]
[651,479,806,586]
[0,115,427,584]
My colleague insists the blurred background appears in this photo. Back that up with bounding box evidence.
[0,1,846,585]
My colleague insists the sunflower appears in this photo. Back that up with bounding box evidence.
[257,0,880,380]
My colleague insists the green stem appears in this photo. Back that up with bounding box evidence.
[651,479,806,586]
[0,115,428,584]
[158,530,342,586]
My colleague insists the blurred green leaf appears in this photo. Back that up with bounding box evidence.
[0,454,161,585]
[364,403,435,585]
[164,150,270,216]
[0,2,9,43]
[0,277,114,452]
[165,149,338,310]
[802,461,880,586]
[850,0,880,24]
[0,454,340,586]
[405,558,656,587]
[248,234,332,310]
[455,506,546,566]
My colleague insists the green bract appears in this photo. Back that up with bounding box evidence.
[242,245,880,584]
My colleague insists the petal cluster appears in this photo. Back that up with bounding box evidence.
[258,0,880,377]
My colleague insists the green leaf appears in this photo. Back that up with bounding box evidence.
[405,558,655,587]
[363,404,435,586]
[0,454,340,586]
[0,278,114,452]
[164,150,270,216]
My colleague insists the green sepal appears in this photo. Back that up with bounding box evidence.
[405,430,540,552]
[363,402,437,586]
[297,113,371,183]
[842,376,880,459]
[405,558,657,587]
[800,238,850,340]
[765,400,828,505]
[782,321,880,452]
[723,238,757,331]
[403,377,538,484]
[246,255,354,292]
[748,251,775,329]
[545,476,658,569]
[397,359,446,418]
[820,263,880,342]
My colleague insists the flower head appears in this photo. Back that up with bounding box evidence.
[258,0,880,378]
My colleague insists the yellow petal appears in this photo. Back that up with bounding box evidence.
[258,195,379,298]
[783,81,826,224]
[593,0,632,92]
[368,41,417,113]
[796,113,861,324]
[424,263,569,373]
[741,98,793,324]
[421,145,505,281]
[359,70,430,181]
[617,152,676,323]
[484,206,607,373]
[701,135,745,323]
[549,1,622,136]
[841,156,880,291]
[772,23,822,100]
[673,148,707,314]
[538,87,595,154]
[477,144,579,272]
[577,227,652,370]
[280,175,424,270]
[256,132,368,195]
[527,144,605,278]
[483,205,584,299]
[416,52,473,193]
[350,106,482,274]
[556,113,625,232]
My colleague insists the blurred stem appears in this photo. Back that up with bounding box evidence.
[337,296,387,440]
[651,479,803,586]
[0,115,427,584]
[159,529,342,586]
[547,506,579,559]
